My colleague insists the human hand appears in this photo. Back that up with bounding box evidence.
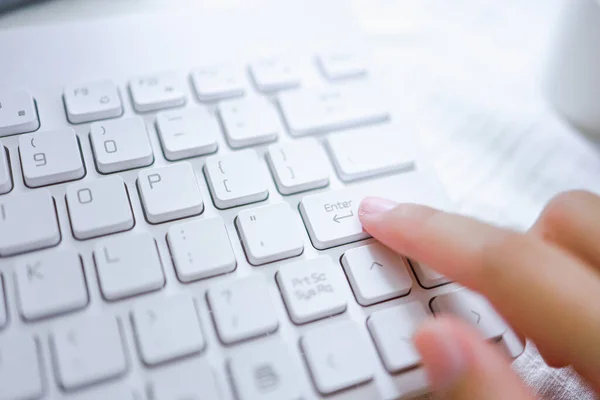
[358,191,600,399]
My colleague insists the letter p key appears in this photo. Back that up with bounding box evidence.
[148,173,161,189]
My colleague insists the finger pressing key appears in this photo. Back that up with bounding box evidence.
[414,317,535,400]
[358,197,600,391]
[530,190,600,271]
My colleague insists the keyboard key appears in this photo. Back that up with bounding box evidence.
[301,320,374,394]
[0,91,39,137]
[64,80,123,123]
[299,188,369,250]
[94,233,165,301]
[15,249,88,321]
[249,57,301,92]
[191,64,245,101]
[410,259,450,289]
[51,316,127,390]
[278,85,389,136]
[156,107,219,161]
[266,139,329,195]
[66,176,134,240]
[317,52,367,80]
[431,289,507,340]
[68,386,144,400]
[219,97,279,148]
[367,302,430,373]
[151,360,222,400]
[19,128,85,187]
[0,142,12,194]
[207,276,278,344]
[204,150,269,209]
[0,335,44,400]
[167,217,236,282]
[129,72,186,112]
[137,162,204,224]
[167,217,237,282]
[0,190,60,257]
[131,295,205,366]
[326,126,414,182]
[236,203,304,265]
[90,117,154,174]
[228,340,304,400]
[341,243,413,306]
[0,275,6,329]
[277,257,348,324]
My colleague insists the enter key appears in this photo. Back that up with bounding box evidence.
[300,188,371,249]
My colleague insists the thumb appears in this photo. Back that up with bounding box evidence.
[414,317,534,400]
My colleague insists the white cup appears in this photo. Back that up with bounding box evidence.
[544,0,600,137]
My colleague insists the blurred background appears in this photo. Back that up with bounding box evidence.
[2,0,597,230]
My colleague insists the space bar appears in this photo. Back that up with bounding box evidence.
[278,86,389,136]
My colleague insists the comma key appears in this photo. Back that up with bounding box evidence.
[299,188,370,249]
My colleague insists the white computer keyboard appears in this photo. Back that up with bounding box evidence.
[0,5,524,400]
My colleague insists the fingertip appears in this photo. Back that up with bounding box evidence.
[415,317,535,400]
[358,197,398,223]
[359,198,436,222]
[359,199,438,257]
[413,317,470,392]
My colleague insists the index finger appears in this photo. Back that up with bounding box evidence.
[358,197,600,391]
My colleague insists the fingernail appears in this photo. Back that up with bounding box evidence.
[359,197,398,217]
[416,321,468,392]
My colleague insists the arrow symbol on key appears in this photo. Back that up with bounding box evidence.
[471,310,481,324]
[333,211,353,223]
[370,261,383,270]
[398,336,413,345]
